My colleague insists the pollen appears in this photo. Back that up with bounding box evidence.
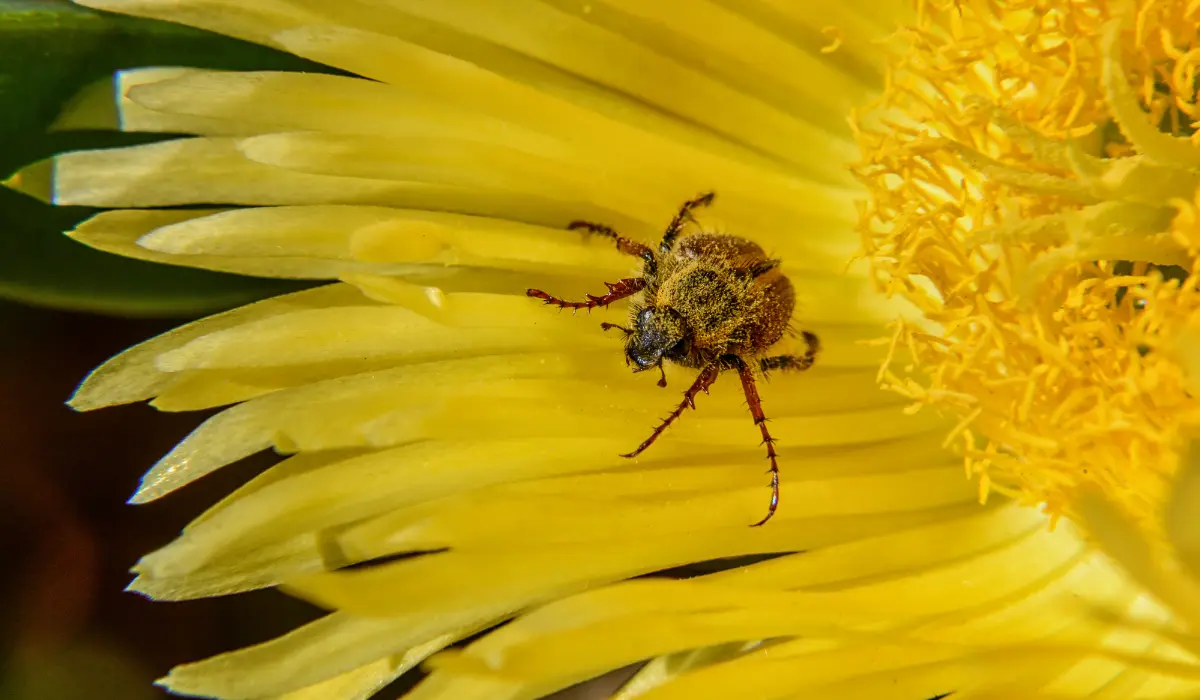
[853,0,1200,535]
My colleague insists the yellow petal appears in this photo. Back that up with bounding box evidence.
[75,0,328,46]
[1165,440,1200,581]
[127,69,519,142]
[68,282,373,411]
[158,612,472,699]
[117,68,265,136]
[43,138,442,208]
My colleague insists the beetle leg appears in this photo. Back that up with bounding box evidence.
[729,355,781,527]
[568,220,657,277]
[659,191,715,253]
[621,362,720,458]
[526,278,646,313]
[759,332,820,378]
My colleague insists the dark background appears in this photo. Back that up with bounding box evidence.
[0,300,325,699]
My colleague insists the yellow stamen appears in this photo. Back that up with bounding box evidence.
[855,0,1200,535]
[821,26,845,54]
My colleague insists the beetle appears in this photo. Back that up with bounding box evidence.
[527,192,819,525]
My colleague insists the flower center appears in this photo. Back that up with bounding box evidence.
[853,0,1200,534]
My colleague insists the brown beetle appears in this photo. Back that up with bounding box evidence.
[527,192,819,526]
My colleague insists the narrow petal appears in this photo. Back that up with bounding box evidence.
[158,612,474,699]
[117,68,266,136]
[70,208,424,279]
[74,0,329,46]
[68,283,373,411]
[42,138,453,208]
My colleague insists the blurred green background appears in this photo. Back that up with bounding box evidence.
[0,0,321,316]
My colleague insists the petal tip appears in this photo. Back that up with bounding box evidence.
[50,75,120,132]
[124,575,149,596]
[127,487,157,505]
[128,472,172,503]
[65,378,104,412]
[3,160,53,204]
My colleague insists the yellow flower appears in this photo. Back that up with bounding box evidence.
[8,0,1200,698]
